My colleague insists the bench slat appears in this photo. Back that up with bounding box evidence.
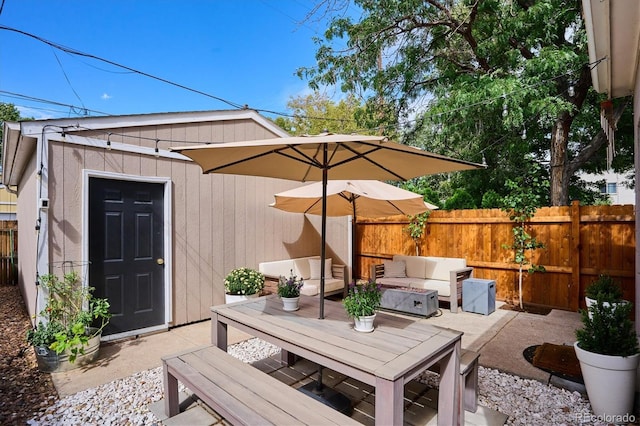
[165,346,360,425]
[185,350,351,425]
[165,358,275,426]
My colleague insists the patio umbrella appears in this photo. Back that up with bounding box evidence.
[170,133,483,319]
[270,180,438,277]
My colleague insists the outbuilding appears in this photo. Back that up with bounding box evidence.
[2,109,350,340]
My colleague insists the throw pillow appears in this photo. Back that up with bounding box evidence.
[383,260,407,278]
[309,258,333,280]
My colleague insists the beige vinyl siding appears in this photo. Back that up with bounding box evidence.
[16,153,39,319]
[46,119,349,327]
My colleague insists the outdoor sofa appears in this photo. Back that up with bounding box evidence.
[370,254,473,312]
[259,256,347,297]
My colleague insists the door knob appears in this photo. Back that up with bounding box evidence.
[157,258,164,265]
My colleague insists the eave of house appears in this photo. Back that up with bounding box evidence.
[2,109,290,187]
[583,0,640,98]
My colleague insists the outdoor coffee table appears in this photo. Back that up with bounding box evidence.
[211,294,462,426]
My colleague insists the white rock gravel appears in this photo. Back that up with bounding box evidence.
[27,338,606,426]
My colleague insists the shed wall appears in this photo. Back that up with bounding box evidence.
[17,153,39,321]
[46,119,349,326]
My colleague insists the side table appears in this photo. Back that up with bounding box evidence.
[462,278,496,315]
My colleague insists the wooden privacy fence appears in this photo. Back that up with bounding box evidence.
[357,202,635,312]
[0,220,17,285]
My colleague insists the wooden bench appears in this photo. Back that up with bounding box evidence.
[162,345,361,426]
[428,349,480,414]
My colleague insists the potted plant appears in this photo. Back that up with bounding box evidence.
[343,279,382,332]
[224,267,265,304]
[277,269,304,311]
[584,274,624,310]
[26,271,111,372]
[574,298,639,418]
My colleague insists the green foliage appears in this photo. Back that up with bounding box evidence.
[26,271,111,362]
[500,168,546,308]
[342,279,382,318]
[275,92,365,136]
[481,190,502,209]
[576,300,638,357]
[405,211,430,256]
[300,1,634,206]
[277,269,304,298]
[444,189,476,210]
[224,267,264,296]
[584,274,623,303]
[401,178,442,208]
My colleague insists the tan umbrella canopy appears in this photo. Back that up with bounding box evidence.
[170,133,483,318]
[271,180,438,277]
[270,180,437,218]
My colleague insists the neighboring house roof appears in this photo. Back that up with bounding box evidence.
[582,0,640,98]
[2,109,289,187]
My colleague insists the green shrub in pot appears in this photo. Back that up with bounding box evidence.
[584,274,623,303]
[26,271,111,363]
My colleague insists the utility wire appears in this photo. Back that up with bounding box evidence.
[0,25,246,110]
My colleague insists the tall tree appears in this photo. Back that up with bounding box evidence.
[299,0,633,206]
[274,92,366,136]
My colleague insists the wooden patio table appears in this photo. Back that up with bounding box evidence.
[211,294,463,426]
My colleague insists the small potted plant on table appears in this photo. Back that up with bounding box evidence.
[343,279,382,332]
[574,297,639,418]
[277,269,304,311]
[26,270,111,372]
[224,267,265,304]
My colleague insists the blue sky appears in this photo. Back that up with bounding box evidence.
[0,1,354,120]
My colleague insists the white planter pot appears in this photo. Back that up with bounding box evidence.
[225,293,259,304]
[281,296,300,312]
[574,342,640,418]
[353,313,376,333]
[584,297,628,318]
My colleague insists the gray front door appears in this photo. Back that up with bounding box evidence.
[89,178,165,336]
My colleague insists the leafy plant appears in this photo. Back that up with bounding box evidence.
[405,211,430,255]
[26,271,111,362]
[585,274,624,303]
[342,279,382,318]
[224,267,264,296]
[501,173,546,309]
[277,269,304,298]
[576,299,638,357]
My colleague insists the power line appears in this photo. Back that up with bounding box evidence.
[0,25,246,110]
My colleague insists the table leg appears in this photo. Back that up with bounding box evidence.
[280,349,296,366]
[163,361,179,417]
[375,377,403,425]
[438,341,461,426]
[211,311,228,351]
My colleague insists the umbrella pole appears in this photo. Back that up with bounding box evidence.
[319,146,328,319]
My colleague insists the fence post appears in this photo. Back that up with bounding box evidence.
[569,200,581,311]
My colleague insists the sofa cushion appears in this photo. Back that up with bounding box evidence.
[393,255,427,278]
[378,277,451,297]
[300,278,343,296]
[259,259,294,278]
[308,258,333,280]
[293,257,314,280]
[383,260,406,278]
[424,257,466,281]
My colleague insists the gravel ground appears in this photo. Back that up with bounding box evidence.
[3,282,611,425]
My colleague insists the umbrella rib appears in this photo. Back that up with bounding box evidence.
[335,144,409,181]
[202,144,320,174]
